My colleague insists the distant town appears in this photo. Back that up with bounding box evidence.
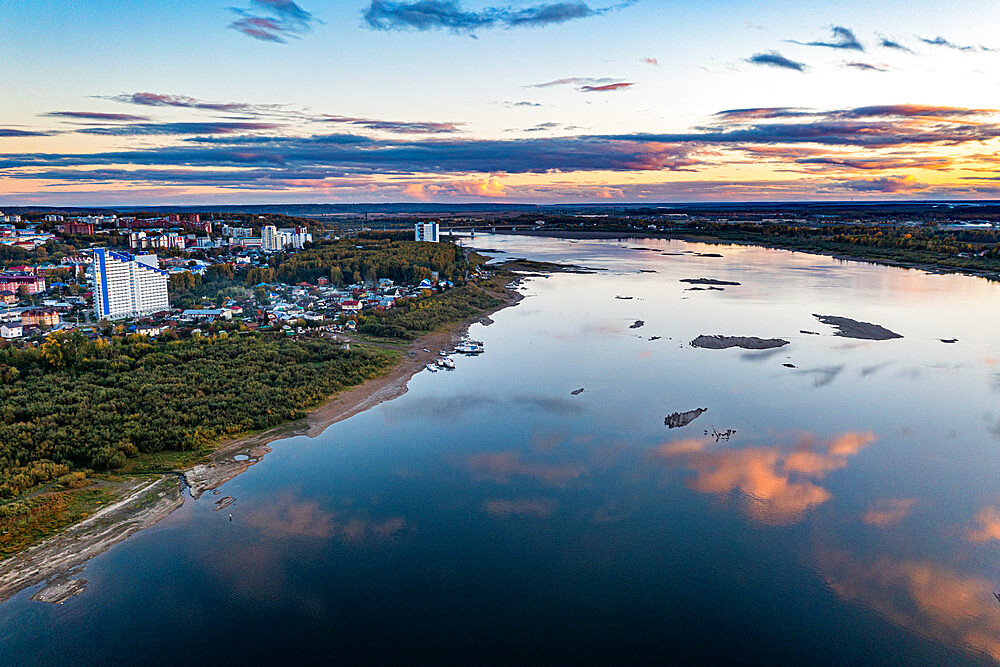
[0,211,449,343]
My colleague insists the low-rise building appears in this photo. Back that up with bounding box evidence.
[21,308,60,328]
[0,323,22,339]
[0,272,46,295]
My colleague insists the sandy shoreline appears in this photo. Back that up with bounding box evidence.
[0,284,524,605]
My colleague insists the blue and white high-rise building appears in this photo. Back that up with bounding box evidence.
[90,248,170,321]
[415,222,440,243]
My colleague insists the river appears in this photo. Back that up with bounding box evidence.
[3,235,1000,665]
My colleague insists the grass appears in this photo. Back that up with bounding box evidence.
[117,448,215,475]
[0,486,117,559]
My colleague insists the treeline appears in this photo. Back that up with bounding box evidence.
[357,284,503,339]
[271,237,466,285]
[669,221,1000,268]
[0,331,396,498]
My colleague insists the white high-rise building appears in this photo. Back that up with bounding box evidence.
[415,222,439,243]
[262,225,281,252]
[91,248,170,320]
[278,226,312,249]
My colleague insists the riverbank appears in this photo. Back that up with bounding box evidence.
[500,229,1000,281]
[0,280,524,604]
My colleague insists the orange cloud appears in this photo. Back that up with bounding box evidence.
[451,177,506,197]
[465,451,583,486]
[483,498,558,518]
[819,550,1000,662]
[656,432,875,525]
[967,505,1000,544]
[243,493,407,544]
[863,497,917,526]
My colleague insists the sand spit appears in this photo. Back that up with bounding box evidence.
[680,278,741,286]
[691,335,790,350]
[0,476,184,605]
[29,578,87,604]
[665,408,708,429]
[813,315,902,340]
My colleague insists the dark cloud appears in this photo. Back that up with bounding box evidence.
[76,122,281,136]
[791,25,863,51]
[917,35,974,52]
[106,92,284,115]
[716,105,994,122]
[831,104,994,119]
[795,156,952,171]
[319,115,462,134]
[0,134,699,175]
[230,0,317,43]
[45,111,151,122]
[521,122,561,132]
[824,175,927,193]
[878,37,914,53]
[0,129,50,138]
[362,0,627,33]
[746,51,807,72]
[6,104,1000,191]
[844,61,889,72]
[714,107,813,120]
[505,100,542,107]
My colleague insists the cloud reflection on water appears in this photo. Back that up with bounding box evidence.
[862,497,917,527]
[655,432,875,525]
[464,451,583,486]
[243,492,408,544]
[483,498,559,518]
[967,505,1000,544]
[819,549,1000,663]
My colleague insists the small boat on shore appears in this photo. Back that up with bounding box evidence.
[425,363,438,372]
[455,340,484,354]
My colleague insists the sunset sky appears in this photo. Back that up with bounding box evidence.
[3,0,1000,204]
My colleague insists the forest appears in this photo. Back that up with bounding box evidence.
[0,331,396,499]
[270,236,468,285]
[357,284,505,339]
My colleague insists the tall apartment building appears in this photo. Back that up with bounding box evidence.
[90,248,170,320]
[262,225,280,251]
[415,222,440,243]
[278,226,312,249]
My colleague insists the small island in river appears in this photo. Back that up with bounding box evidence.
[690,335,790,350]
[813,314,903,340]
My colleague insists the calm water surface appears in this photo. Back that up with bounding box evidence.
[3,236,1000,665]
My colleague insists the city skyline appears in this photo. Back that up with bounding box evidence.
[3,0,1000,204]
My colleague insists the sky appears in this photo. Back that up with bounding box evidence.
[2,0,1000,205]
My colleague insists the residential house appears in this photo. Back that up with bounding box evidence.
[0,323,22,339]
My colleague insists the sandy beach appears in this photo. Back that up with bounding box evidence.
[0,284,524,604]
